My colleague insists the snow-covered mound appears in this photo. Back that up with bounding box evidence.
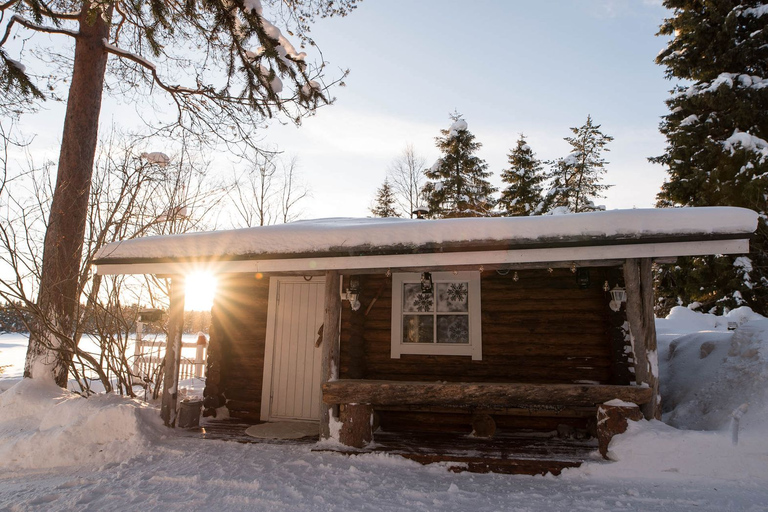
[659,309,768,431]
[576,419,768,485]
[0,377,162,469]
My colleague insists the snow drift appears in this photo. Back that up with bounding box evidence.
[0,377,162,469]
[658,308,768,431]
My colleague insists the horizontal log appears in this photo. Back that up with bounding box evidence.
[374,404,597,418]
[323,379,653,408]
[362,372,611,385]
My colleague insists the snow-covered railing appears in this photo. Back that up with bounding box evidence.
[132,339,206,382]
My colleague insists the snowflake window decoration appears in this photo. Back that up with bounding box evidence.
[448,320,469,342]
[446,283,467,303]
[413,293,434,312]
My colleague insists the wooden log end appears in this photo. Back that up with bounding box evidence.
[338,404,373,448]
[470,413,496,438]
[596,402,643,459]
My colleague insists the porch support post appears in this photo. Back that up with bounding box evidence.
[338,404,373,448]
[320,270,341,439]
[161,275,185,427]
[623,258,660,420]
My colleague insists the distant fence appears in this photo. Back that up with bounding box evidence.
[132,339,207,382]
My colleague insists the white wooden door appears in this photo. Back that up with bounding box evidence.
[261,277,325,421]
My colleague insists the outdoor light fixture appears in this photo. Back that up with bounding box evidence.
[420,272,433,294]
[609,285,627,312]
[342,277,362,311]
[577,268,590,289]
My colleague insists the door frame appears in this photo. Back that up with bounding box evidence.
[260,276,326,422]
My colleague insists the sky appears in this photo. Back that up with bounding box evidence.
[265,0,674,217]
[9,0,675,221]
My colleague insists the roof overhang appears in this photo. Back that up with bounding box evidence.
[95,237,750,276]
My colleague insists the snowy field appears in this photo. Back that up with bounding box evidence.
[1,308,768,511]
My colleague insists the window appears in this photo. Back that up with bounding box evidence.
[391,271,482,360]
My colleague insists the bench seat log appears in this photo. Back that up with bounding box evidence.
[323,380,654,409]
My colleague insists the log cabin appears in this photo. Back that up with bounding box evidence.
[94,207,757,473]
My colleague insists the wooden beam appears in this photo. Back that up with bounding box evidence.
[623,258,661,419]
[319,270,341,440]
[161,275,185,427]
[322,380,654,408]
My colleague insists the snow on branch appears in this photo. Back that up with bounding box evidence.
[722,130,768,162]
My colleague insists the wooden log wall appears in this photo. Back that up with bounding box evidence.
[206,273,271,421]
[339,268,632,433]
[205,266,635,426]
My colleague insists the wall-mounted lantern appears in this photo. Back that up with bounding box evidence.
[342,277,362,311]
[576,268,590,289]
[609,285,627,312]
[420,272,433,294]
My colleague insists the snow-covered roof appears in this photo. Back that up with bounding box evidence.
[93,207,757,275]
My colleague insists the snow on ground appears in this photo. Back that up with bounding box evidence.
[2,310,768,511]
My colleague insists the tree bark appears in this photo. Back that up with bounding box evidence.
[320,270,341,439]
[323,380,654,408]
[24,3,111,386]
[161,276,186,427]
[623,258,661,420]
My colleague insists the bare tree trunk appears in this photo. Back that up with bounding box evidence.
[24,4,110,386]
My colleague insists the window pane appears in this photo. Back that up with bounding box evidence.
[436,315,469,344]
[403,315,434,343]
[403,283,434,312]
[437,282,469,312]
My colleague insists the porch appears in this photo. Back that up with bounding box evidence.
[184,419,599,476]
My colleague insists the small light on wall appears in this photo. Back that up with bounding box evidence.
[577,268,590,289]
[603,280,610,292]
[609,285,627,312]
[420,272,433,294]
[342,277,362,311]
[513,271,519,282]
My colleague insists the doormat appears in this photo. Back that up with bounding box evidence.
[245,421,319,440]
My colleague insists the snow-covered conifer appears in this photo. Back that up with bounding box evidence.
[652,0,768,315]
[498,135,545,216]
[422,113,496,218]
[543,115,612,214]
[370,179,400,218]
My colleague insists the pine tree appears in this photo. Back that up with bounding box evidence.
[544,115,613,214]
[422,113,496,218]
[0,0,358,386]
[370,179,400,218]
[499,135,545,216]
[652,0,768,315]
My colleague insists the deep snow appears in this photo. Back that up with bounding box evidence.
[1,307,768,511]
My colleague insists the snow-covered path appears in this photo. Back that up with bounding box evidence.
[1,436,766,512]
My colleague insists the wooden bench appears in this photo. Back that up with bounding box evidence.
[323,379,652,451]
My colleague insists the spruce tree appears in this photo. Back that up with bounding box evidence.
[499,135,545,216]
[370,179,400,218]
[652,0,768,315]
[544,115,613,214]
[422,113,496,218]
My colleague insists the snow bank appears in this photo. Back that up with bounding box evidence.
[657,308,768,431]
[575,419,768,484]
[0,378,162,469]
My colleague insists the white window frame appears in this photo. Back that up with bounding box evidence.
[391,271,482,360]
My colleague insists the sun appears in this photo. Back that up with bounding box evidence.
[184,272,218,311]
